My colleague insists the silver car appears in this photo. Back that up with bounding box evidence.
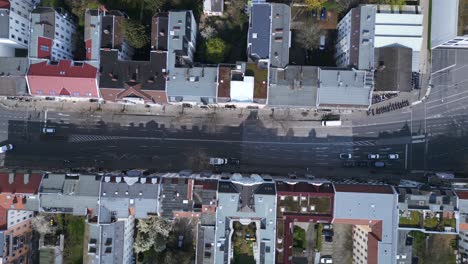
[0,144,13,153]
[368,154,380,159]
[388,154,399,160]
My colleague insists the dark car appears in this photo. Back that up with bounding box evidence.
[374,161,385,168]
[227,158,240,165]
[322,229,334,237]
[320,7,326,20]
[356,161,369,168]
[324,236,333,243]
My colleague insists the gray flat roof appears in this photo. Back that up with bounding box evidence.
[317,68,372,108]
[166,66,218,103]
[334,187,398,264]
[0,9,9,38]
[357,5,376,70]
[248,4,271,60]
[268,66,318,107]
[269,4,291,68]
[431,48,468,88]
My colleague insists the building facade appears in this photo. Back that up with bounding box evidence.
[29,7,76,61]
[0,0,38,57]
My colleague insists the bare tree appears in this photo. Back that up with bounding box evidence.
[295,20,322,51]
[31,214,55,236]
[200,25,217,39]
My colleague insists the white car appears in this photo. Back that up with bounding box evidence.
[368,154,380,159]
[0,144,13,153]
[320,256,333,264]
[388,154,399,160]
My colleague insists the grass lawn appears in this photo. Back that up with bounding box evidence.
[293,226,306,250]
[232,222,256,264]
[316,224,323,251]
[399,211,422,227]
[443,218,456,228]
[62,215,85,264]
[309,197,331,214]
[245,63,268,99]
[278,196,301,215]
[423,216,439,230]
[412,231,457,264]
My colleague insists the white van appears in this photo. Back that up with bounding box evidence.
[321,120,342,126]
[319,35,326,50]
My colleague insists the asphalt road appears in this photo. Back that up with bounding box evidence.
[0,49,466,177]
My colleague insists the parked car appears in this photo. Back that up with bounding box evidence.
[320,255,333,264]
[209,158,226,165]
[42,127,56,134]
[320,7,326,20]
[356,161,369,168]
[319,35,326,50]
[374,161,385,168]
[323,224,333,230]
[0,144,13,153]
[227,158,240,165]
[324,236,333,243]
[388,154,399,160]
[339,153,352,159]
[322,229,334,236]
[368,154,380,159]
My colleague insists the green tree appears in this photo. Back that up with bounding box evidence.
[304,0,326,11]
[205,38,228,64]
[122,19,150,49]
[134,217,173,254]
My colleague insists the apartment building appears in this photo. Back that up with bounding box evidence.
[29,7,76,61]
[0,0,38,57]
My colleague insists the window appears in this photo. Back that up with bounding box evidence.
[18,37,22,42]
[15,20,19,24]
[40,45,49,52]
[37,90,43,95]
[73,92,80,97]
[85,92,92,97]
[21,23,25,27]
[49,91,55,95]
[11,34,15,39]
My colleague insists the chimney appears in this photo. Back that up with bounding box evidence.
[8,173,14,184]
[24,174,30,185]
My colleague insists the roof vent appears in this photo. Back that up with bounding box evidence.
[125,191,128,195]
[8,173,14,184]
[103,192,106,196]
[23,174,30,185]
[139,192,142,196]
[105,176,110,182]
[114,191,118,195]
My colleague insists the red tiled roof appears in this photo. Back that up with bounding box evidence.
[27,60,99,98]
[0,206,6,229]
[0,173,42,194]
[457,190,468,200]
[0,0,10,9]
[334,184,394,194]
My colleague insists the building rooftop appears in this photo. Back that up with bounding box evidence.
[166,66,218,104]
[430,0,459,48]
[99,50,167,91]
[151,13,168,51]
[214,177,276,264]
[203,0,224,13]
[39,174,101,215]
[333,184,397,264]
[268,66,318,107]
[349,5,376,70]
[100,175,159,220]
[100,10,125,50]
[269,3,290,68]
[84,9,102,61]
[374,45,412,92]
[396,187,458,211]
[248,4,271,61]
[196,225,215,264]
[0,172,42,194]
[317,67,372,108]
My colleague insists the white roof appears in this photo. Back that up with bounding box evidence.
[230,76,254,102]
[375,13,422,25]
[374,13,423,52]
[431,0,459,48]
